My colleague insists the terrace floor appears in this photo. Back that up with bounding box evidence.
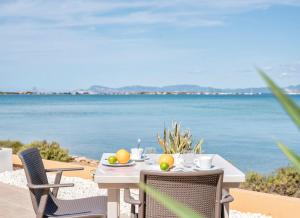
[0,182,131,218]
[0,182,35,218]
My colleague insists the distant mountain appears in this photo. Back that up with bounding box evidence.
[116,85,161,92]
[160,85,219,92]
[89,85,118,94]
[115,85,217,92]
[73,84,300,95]
[74,85,121,94]
[286,84,300,90]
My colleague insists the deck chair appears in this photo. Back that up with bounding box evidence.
[124,169,233,218]
[19,148,107,218]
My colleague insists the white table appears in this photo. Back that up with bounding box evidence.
[94,153,245,218]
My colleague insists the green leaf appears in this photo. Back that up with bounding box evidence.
[164,127,167,144]
[139,182,203,218]
[174,123,178,136]
[258,69,300,129]
[194,139,204,154]
[169,132,176,152]
[278,143,300,172]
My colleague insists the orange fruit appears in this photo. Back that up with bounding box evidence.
[159,154,174,167]
[116,149,130,164]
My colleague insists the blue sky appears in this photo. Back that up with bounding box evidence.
[0,0,300,91]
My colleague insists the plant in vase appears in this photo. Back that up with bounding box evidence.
[157,121,204,154]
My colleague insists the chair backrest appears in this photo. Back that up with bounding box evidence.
[18,148,50,213]
[139,169,224,218]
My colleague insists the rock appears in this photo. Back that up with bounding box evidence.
[71,156,100,167]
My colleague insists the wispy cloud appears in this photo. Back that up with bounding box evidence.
[1,0,300,52]
[0,0,300,90]
[0,1,223,29]
[2,0,299,29]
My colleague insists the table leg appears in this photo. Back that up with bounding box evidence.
[223,188,230,218]
[107,189,120,218]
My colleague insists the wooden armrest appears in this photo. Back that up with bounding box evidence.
[124,188,141,205]
[220,189,234,204]
[45,167,84,172]
[28,183,74,189]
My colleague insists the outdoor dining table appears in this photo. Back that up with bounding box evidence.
[94,153,245,218]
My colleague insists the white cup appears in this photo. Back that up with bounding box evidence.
[131,148,144,160]
[194,155,213,169]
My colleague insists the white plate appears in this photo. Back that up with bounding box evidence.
[102,159,136,167]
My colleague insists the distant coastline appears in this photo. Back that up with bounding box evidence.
[1,84,300,96]
[1,91,300,96]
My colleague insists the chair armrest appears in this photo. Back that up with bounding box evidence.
[28,183,74,189]
[220,189,234,204]
[45,167,82,197]
[124,188,141,205]
[45,167,84,172]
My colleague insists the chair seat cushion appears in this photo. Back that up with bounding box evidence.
[45,196,107,218]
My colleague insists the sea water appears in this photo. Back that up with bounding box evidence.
[0,95,299,173]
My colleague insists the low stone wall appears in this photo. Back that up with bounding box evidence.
[13,155,96,179]
[230,188,300,218]
[13,155,300,218]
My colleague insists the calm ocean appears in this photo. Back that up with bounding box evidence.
[0,95,299,173]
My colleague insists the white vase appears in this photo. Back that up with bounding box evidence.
[0,148,13,172]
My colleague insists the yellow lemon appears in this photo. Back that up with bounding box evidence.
[116,149,130,164]
[159,154,174,167]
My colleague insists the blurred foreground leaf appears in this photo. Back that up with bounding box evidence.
[259,69,300,171]
[258,69,300,129]
[278,143,300,171]
[139,182,203,218]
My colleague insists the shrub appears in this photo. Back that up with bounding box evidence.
[241,167,300,198]
[21,140,73,162]
[241,172,268,193]
[0,140,24,154]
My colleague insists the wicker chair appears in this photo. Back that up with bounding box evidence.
[19,148,107,218]
[124,169,233,218]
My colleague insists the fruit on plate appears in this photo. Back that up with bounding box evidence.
[159,154,174,167]
[160,162,169,171]
[108,155,118,164]
[116,149,130,164]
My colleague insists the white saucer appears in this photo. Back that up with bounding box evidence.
[194,165,219,170]
[131,157,144,162]
[131,155,149,162]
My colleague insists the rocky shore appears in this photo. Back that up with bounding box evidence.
[71,155,100,167]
